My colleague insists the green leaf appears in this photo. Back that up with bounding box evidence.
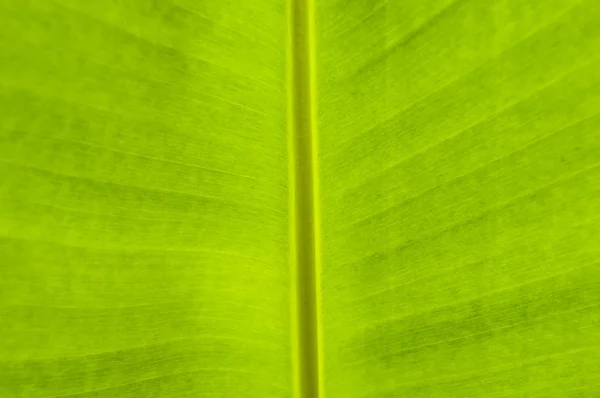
[0,1,291,397]
[316,0,600,397]
[1,1,600,397]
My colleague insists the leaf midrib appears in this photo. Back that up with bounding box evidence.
[288,0,322,397]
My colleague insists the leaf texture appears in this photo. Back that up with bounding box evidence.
[1,1,600,398]
[0,1,291,397]
[315,0,600,397]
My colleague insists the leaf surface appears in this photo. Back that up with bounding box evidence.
[315,0,600,397]
[1,1,600,397]
[0,1,292,397]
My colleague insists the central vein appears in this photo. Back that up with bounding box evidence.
[288,0,322,396]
